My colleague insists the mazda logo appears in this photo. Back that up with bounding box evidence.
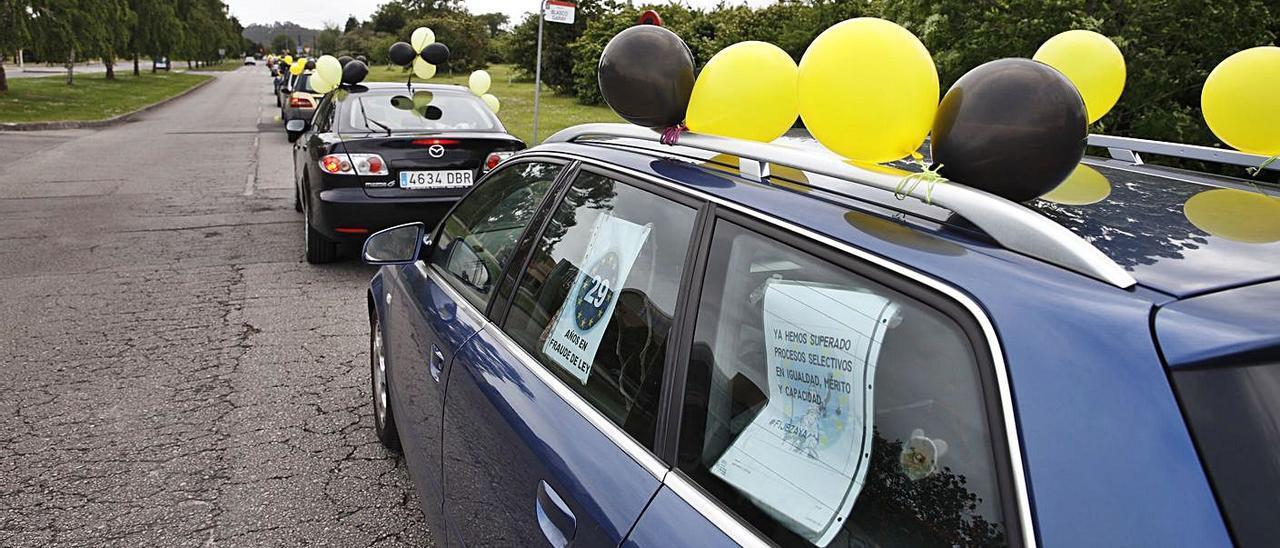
[428,145,445,158]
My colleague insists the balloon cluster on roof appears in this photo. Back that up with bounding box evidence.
[381,27,500,114]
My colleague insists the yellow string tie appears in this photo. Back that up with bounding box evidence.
[895,158,948,205]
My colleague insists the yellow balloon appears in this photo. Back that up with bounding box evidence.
[283,55,293,65]
[482,94,500,114]
[1033,30,1126,123]
[1184,188,1280,243]
[798,18,939,163]
[315,55,342,87]
[413,57,436,80]
[1201,46,1280,156]
[1040,164,1112,205]
[469,70,492,96]
[411,27,435,53]
[687,41,799,143]
[290,60,304,76]
[311,72,337,94]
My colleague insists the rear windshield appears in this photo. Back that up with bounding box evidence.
[339,90,500,133]
[1172,362,1280,545]
[291,74,315,93]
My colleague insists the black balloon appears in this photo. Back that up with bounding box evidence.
[388,41,415,67]
[421,43,450,65]
[598,25,694,128]
[423,105,443,120]
[338,55,354,67]
[304,59,315,70]
[932,58,1088,202]
[341,60,369,85]
[355,55,368,64]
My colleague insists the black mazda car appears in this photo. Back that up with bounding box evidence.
[288,83,524,263]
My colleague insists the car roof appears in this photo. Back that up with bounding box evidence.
[535,132,1280,299]
[345,82,471,94]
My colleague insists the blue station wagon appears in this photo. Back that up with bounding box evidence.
[361,123,1280,547]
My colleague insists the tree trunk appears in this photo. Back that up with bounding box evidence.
[0,62,8,93]
[66,49,75,86]
[133,53,139,77]
[105,56,115,80]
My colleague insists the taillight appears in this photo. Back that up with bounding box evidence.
[411,139,460,146]
[289,96,314,108]
[319,153,388,176]
[483,151,515,173]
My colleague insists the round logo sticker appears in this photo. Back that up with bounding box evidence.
[574,251,620,331]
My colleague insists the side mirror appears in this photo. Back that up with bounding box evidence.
[286,119,307,142]
[363,222,427,265]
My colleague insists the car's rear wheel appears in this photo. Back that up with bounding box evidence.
[370,313,401,451]
[303,202,336,264]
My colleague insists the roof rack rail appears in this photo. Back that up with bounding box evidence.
[546,123,1136,289]
[1088,134,1279,171]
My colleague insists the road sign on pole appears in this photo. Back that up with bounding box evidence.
[545,1,576,24]
[533,1,575,144]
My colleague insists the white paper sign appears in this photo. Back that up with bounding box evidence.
[542,213,650,383]
[712,280,898,545]
[544,0,576,24]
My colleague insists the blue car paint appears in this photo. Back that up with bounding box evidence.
[1156,279,1280,368]
[621,487,730,548]
[538,142,1230,546]
[370,139,1246,546]
[442,322,662,546]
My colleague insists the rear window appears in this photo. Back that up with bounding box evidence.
[292,74,315,93]
[1172,363,1280,546]
[340,90,500,133]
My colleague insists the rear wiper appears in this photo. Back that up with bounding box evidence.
[357,98,392,136]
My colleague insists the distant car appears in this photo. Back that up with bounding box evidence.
[152,56,170,71]
[244,56,256,65]
[288,82,524,263]
[359,122,1280,547]
[279,72,322,124]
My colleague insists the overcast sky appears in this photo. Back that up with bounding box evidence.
[225,0,775,29]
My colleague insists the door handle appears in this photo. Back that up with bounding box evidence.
[535,480,576,548]
[429,344,444,383]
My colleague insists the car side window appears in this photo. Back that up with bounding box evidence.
[429,161,562,310]
[677,220,1010,547]
[503,170,697,448]
[312,97,334,132]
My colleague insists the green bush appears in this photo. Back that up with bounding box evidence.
[533,0,1277,153]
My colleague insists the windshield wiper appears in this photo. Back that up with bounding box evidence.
[357,98,392,136]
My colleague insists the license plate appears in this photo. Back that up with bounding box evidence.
[399,170,473,190]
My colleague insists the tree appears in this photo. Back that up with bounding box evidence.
[475,12,508,37]
[28,0,112,85]
[271,33,295,54]
[0,0,32,92]
[368,1,410,34]
[127,0,181,74]
[316,25,340,54]
[508,0,622,94]
[96,0,135,79]
[402,11,489,72]
[344,15,360,33]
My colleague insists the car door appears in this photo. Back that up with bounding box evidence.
[441,166,706,546]
[627,214,1027,547]
[380,159,567,537]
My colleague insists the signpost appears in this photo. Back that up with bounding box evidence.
[533,0,576,143]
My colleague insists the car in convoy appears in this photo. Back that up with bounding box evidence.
[289,82,523,263]
[244,55,256,65]
[278,72,322,125]
[359,122,1280,547]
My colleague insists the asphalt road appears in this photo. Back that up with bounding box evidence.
[0,67,431,546]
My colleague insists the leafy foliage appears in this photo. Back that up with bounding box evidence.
[506,0,1278,150]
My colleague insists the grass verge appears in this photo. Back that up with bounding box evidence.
[0,71,212,124]
[364,64,619,144]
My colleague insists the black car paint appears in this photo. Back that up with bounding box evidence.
[292,84,525,242]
